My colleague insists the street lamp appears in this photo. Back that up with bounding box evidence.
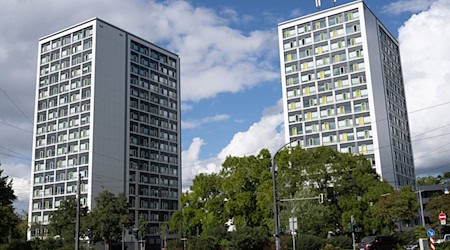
[271,140,301,250]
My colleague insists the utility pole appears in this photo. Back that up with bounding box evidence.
[75,172,81,250]
[351,215,356,250]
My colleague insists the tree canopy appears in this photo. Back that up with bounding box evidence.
[0,169,19,244]
[169,146,419,247]
[417,172,450,186]
[48,198,88,245]
[86,191,131,249]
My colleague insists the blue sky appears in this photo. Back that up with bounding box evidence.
[0,0,448,210]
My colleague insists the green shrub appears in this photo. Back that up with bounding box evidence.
[296,234,326,250]
[221,227,270,250]
[436,241,450,250]
[326,236,352,249]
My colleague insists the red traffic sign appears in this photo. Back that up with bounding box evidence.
[439,213,446,221]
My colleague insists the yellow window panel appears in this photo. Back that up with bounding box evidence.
[338,80,342,88]
[305,87,310,94]
[303,63,308,70]
[288,78,293,85]
[348,13,353,20]
[356,90,361,98]
[359,117,364,126]
[353,64,358,71]
[318,47,323,54]
[335,54,340,62]
[343,133,348,142]
[324,123,329,131]
[292,127,297,135]
[361,145,367,154]
[333,30,337,37]
[307,112,312,120]
[316,22,321,29]
[287,54,292,61]
[322,96,327,104]
[320,71,325,79]
[290,103,295,110]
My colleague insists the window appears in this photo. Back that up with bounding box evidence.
[339,132,354,142]
[320,108,334,118]
[298,24,311,34]
[283,28,296,38]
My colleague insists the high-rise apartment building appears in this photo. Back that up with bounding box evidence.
[29,18,181,248]
[278,0,415,187]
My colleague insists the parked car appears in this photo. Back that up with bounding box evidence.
[359,235,397,250]
[437,234,450,244]
[403,240,418,250]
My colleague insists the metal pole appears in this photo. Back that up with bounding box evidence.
[75,173,81,250]
[418,190,425,227]
[122,226,125,250]
[271,157,281,250]
[292,232,296,250]
[351,215,356,250]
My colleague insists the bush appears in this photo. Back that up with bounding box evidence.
[325,236,352,249]
[393,228,416,246]
[436,241,450,250]
[221,227,270,250]
[188,236,220,250]
[296,234,326,250]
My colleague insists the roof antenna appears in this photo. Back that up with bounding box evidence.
[315,0,321,10]
[332,0,337,7]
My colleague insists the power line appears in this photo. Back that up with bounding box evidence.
[0,87,33,125]
[0,152,30,161]
[0,121,33,133]
[0,145,30,159]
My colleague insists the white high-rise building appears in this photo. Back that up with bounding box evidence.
[29,18,181,248]
[278,0,415,187]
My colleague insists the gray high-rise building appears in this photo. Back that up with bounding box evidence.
[278,0,415,187]
[29,18,181,248]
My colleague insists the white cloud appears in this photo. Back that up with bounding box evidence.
[181,138,220,190]
[2,162,31,211]
[383,0,436,15]
[182,114,231,129]
[181,100,285,189]
[218,100,284,160]
[289,8,303,18]
[399,0,450,174]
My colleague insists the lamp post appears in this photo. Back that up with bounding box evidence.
[416,190,425,227]
[271,140,301,250]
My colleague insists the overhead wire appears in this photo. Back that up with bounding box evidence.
[0,87,34,125]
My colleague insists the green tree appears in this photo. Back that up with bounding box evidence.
[138,214,148,241]
[86,191,131,250]
[279,187,332,236]
[220,149,273,231]
[417,172,450,186]
[48,198,88,245]
[276,146,395,235]
[369,186,419,232]
[169,173,227,237]
[0,169,19,244]
[426,193,450,225]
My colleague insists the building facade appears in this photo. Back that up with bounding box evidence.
[29,18,181,248]
[278,0,414,187]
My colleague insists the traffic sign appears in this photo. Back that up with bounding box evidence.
[439,213,446,221]
[427,229,435,237]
